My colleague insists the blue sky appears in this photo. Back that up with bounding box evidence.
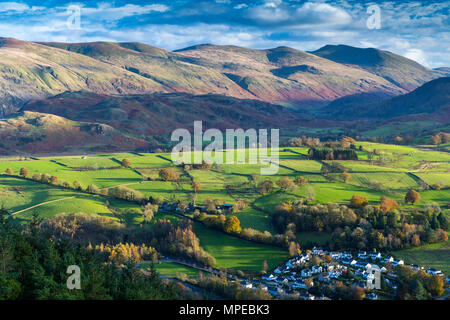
[0,0,449,67]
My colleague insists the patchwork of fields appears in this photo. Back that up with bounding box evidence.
[1,142,449,273]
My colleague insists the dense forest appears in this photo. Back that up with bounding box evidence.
[0,209,196,300]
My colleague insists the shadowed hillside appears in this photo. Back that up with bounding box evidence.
[22,91,336,137]
[321,77,450,121]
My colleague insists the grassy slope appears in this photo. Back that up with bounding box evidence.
[193,223,289,272]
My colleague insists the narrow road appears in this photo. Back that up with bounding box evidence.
[11,196,76,215]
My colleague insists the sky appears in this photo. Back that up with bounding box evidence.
[0,0,449,68]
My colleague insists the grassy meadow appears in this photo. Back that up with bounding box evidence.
[1,142,449,274]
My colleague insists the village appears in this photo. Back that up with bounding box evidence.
[238,247,448,300]
[157,201,449,300]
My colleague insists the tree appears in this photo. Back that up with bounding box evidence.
[353,286,365,300]
[257,180,273,195]
[61,181,71,188]
[411,234,421,246]
[261,260,268,274]
[380,196,398,213]
[159,168,179,181]
[411,279,427,300]
[73,180,82,190]
[276,177,297,192]
[310,255,322,266]
[437,212,448,231]
[294,176,308,187]
[431,213,440,230]
[341,172,351,183]
[232,199,246,212]
[305,185,315,203]
[394,136,403,145]
[5,168,13,175]
[50,176,58,185]
[350,195,368,208]
[86,184,100,194]
[288,241,300,257]
[405,190,420,204]
[121,158,131,168]
[142,203,157,223]
[430,134,442,146]
[40,173,51,184]
[224,216,241,234]
[206,201,217,214]
[432,183,443,190]
[427,275,444,296]
[19,168,29,178]
[192,182,201,193]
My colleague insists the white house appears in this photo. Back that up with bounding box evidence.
[384,256,395,263]
[369,252,382,260]
[341,252,353,260]
[312,265,323,274]
[291,282,307,290]
[392,260,404,266]
[329,252,341,259]
[426,268,443,276]
[301,269,312,277]
[356,261,371,269]
[357,251,368,259]
[312,247,323,255]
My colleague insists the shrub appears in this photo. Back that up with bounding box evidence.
[159,167,179,181]
[405,190,420,204]
[350,195,368,208]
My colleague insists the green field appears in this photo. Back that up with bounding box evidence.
[1,142,449,275]
[194,223,289,272]
[146,261,201,279]
[415,172,450,187]
[393,240,450,275]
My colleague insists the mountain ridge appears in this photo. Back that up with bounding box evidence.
[310,44,440,90]
[0,37,429,116]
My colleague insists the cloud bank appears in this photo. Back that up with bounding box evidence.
[0,0,448,67]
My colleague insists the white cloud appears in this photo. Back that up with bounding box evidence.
[234,4,248,10]
[404,48,430,67]
[0,2,33,13]
[80,3,170,20]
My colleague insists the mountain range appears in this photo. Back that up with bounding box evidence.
[1,37,446,115]
[0,37,448,154]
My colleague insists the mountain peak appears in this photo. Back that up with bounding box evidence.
[311,44,435,90]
